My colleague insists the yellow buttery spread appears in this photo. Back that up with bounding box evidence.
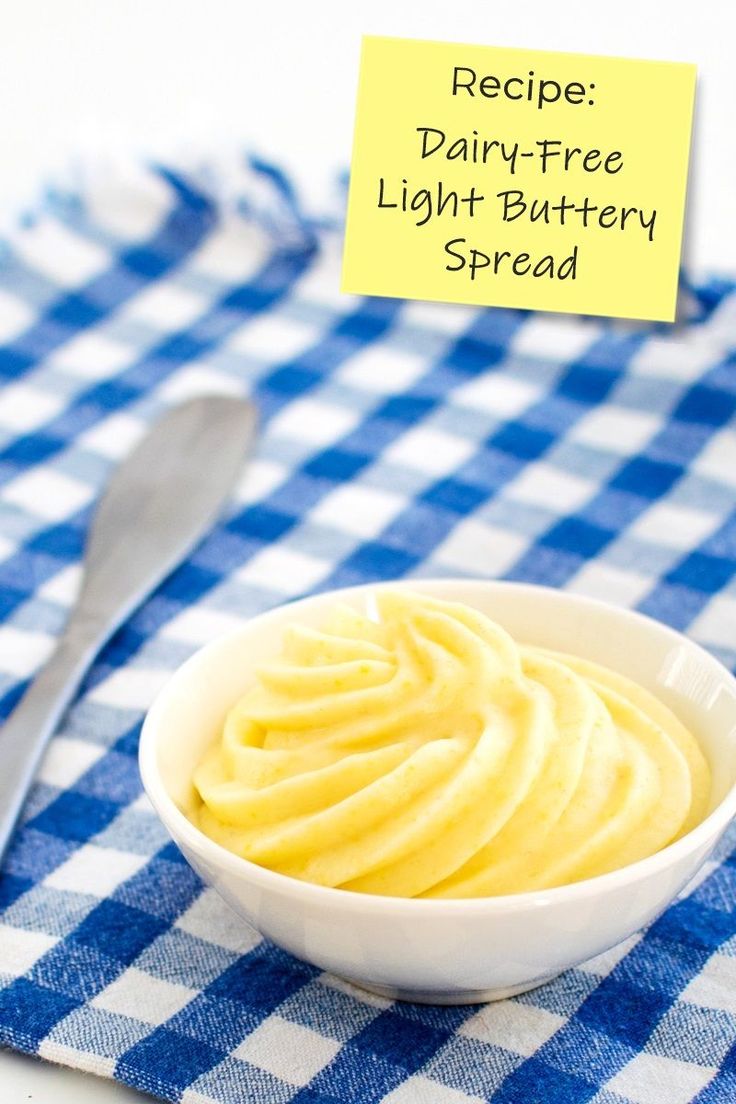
[193,591,710,897]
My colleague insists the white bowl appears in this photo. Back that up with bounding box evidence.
[139,580,736,1004]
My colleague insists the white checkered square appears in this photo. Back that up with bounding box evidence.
[38,564,82,605]
[705,291,736,342]
[3,468,91,521]
[49,331,133,379]
[37,737,106,790]
[92,967,196,1025]
[292,235,355,308]
[164,606,244,646]
[190,220,267,282]
[126,792,157,816]
[435,519,527,577]
[233,458,288,506]
[630,502,719,549]
[228,312,317,362]
[0,384,64,433]
[45,845,149,897]
[235,1016,340,1086]
[0,626,53,677]
[240,546,330,595]
[38,1039,115,1078]
[311,483,405,538]
[384,426,475,477]
[631,333,716,381]
[89,666,171,710]
[158,366,243,404]
[339,345,425,394]
[176,889,262,955]
[399,299,477,336]
[16,217,108,287]
[453,372,539,419]
[121,281,206,329]
[181,1090,225,1104]
[0,925,58,976]
[0,288,34,341]
[689,595,736,650]
[460,1000,564,1057]
[570,561,653,608]
[571,406,660,454]
[513,315,600,362]
[606,1052,716,1104]
[269,398,357,447]
[508,462,593,512]
[693,428,736,488]
[84,161,172,240]
[384,1075,484,1104]
[0,533,15,562]
[682,952,736,1013]
[79,412,145,460]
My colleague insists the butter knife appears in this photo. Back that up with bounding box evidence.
[0,395,257,864]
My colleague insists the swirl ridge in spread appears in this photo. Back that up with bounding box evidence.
[193,591,710,897]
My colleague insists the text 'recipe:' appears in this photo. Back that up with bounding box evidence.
[450,65,597,109]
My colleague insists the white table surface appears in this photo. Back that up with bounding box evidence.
[0,1,733,1100]
[0,1050,150,1102]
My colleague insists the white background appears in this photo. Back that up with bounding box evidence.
[0,0,734,271]
[0,1,733,1101]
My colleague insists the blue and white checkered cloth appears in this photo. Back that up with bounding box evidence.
[1,155,735,1104]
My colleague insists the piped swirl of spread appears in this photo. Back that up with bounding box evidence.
[193,591,710,897]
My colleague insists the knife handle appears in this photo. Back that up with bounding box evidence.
[0,624,99,865]
[0,398,256,869]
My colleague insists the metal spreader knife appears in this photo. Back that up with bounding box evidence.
[0,395,257,864]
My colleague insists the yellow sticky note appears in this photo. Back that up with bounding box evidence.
[342,36,696,322]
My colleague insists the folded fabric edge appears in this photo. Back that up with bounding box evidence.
[0,148,734,338]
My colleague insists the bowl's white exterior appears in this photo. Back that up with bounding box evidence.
[139,580,736,1003]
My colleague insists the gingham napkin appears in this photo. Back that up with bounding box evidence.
[1,155,735,1104]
